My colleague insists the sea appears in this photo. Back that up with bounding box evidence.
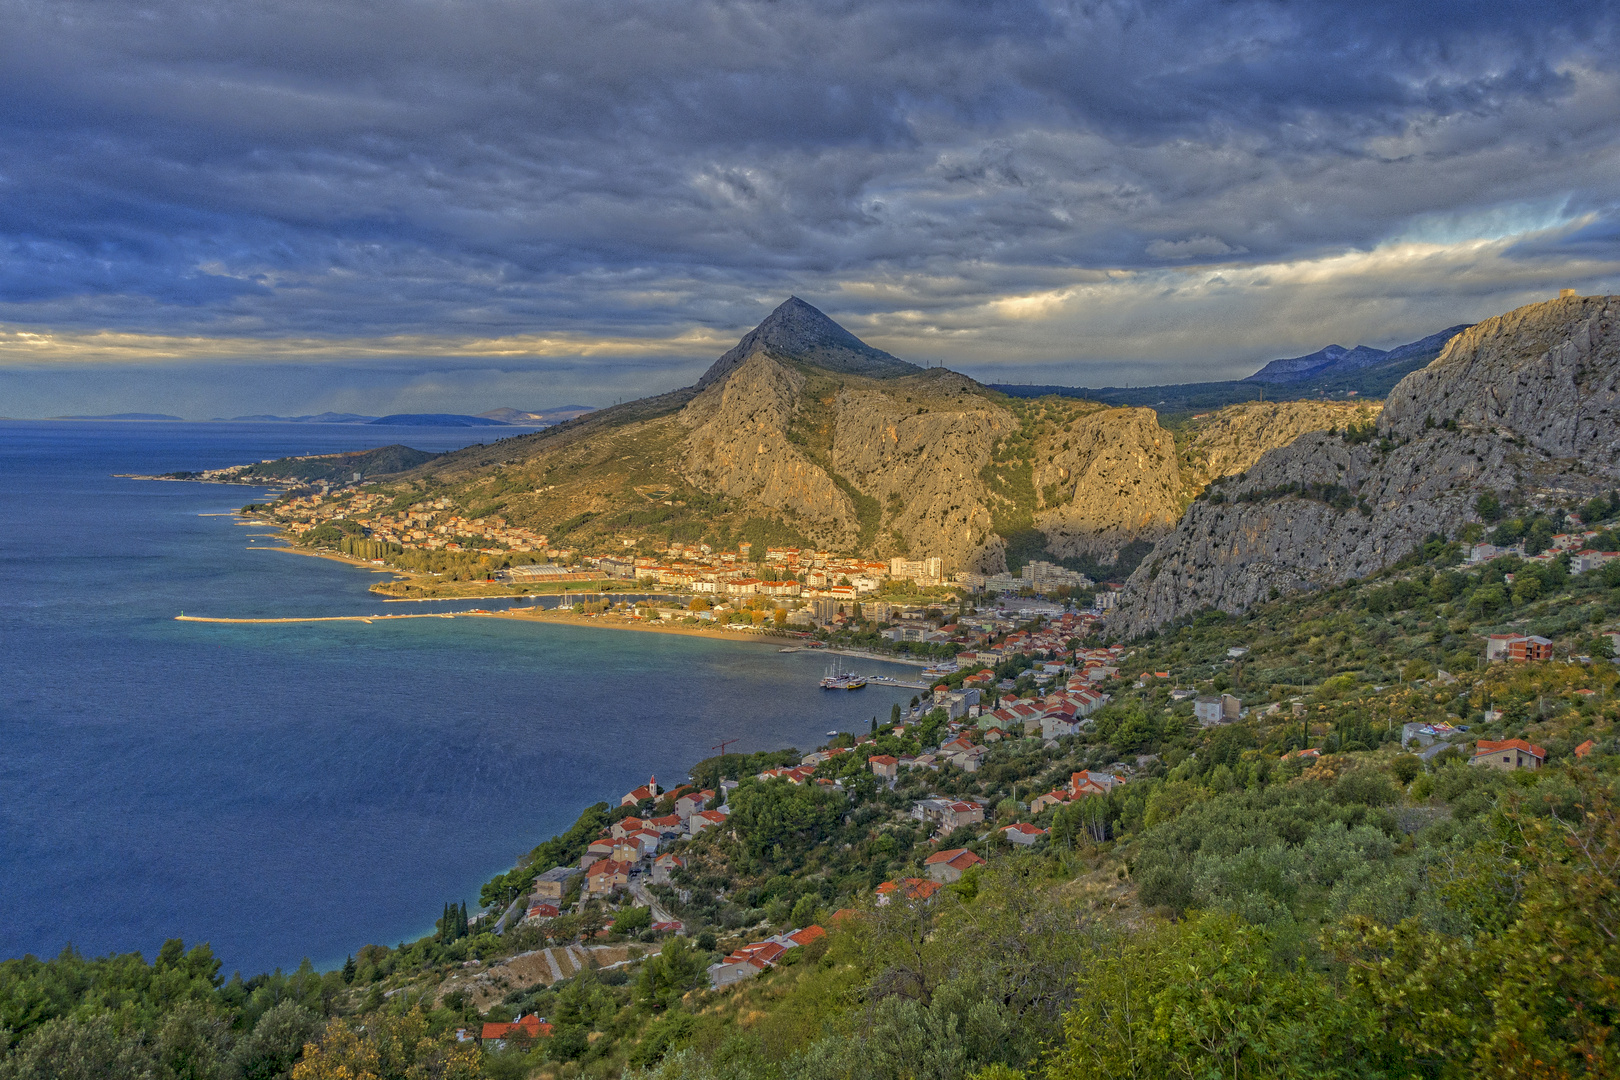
[0,420,919,976]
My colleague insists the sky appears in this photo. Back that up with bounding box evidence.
[2,0,1618,418]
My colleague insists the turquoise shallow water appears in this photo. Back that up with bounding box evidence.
[0,421,915,974]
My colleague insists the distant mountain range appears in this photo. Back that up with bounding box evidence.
[994,324,1474,413]
[1241,325,1472,384]
[52,412,187,421]
[205,407,595,426]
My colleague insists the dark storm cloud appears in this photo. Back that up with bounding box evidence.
[1,0,1617,403]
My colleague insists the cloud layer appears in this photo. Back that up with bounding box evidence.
[2,0,1618,413]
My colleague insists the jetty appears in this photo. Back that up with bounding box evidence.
[175,612,487,625]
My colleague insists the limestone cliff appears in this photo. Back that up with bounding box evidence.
[1115,294,1620,636]
[830,371,1017,572]
[1179,401,1381,494]
[1382,294,1620,460]
[680,350,860,547]
[1034,408,1181,559]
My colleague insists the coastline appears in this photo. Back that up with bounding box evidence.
[235,520,944,665]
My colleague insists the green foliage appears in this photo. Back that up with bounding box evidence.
[614,906,653,936]
[635,938,708,1013]
[725,781,844,870]
[479,802,610,908]
[1049,914,1358,1079]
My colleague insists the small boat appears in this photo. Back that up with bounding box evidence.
[827,730,839,737]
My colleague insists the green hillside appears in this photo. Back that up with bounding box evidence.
[6,490,1620,1079]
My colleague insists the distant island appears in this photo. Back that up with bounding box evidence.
[51,412,187,421]
[41,406,596,426]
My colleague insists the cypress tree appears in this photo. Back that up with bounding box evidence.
[342,954,356,983]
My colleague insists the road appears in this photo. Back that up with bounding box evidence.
[630,877,678,925]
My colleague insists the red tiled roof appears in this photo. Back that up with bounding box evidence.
[1001,823,1046,836]
[1474,738,1547,759]
[788,924,827,947]
[924,848,985,870]
[1576,739,1596,758]
[482,1015,552,1041]
[876,878,943,900]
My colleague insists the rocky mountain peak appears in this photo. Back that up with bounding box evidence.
[1114,292,1620,636]
[695,297,920,388]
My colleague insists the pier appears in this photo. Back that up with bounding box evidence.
[175,612,487,625]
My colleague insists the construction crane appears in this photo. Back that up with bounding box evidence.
[711,738,738,756]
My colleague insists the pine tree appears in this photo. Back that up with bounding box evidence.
[342,954,356,983]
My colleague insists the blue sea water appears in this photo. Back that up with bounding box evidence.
[0,421,917,975]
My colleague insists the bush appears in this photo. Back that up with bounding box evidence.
[1389,755,1422,785]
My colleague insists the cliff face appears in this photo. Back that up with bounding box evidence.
[1382,295,1620,461]
[1180,401,1382,494]
[1035,408,1181,559]
[830,371,1016,572]
[680,350,860,547]
[1115,295,1620,635]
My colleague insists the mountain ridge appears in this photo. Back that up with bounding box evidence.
[1114,293,1619,635]
[378,298,1373,573]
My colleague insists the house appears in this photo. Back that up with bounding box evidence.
[615,829,662,860]
[526,902,561,921]
[1000,822,1046,847]
[1576,739,1597,758]
[689,809,728,837]
[707,926,827,987]
[1194,694,1241,726]
[758,766,816,784]
[1069,770,1126,796]
[1471,738,1546,771]
[646,813,686,838]
[480,1014,552,1050]
[1485,634,1553,662]
[708,941,787,988]
[875,878,943,905]
[584,858,632,896]
[940,800,985,832]
[946,743,990,772]
[532,864,582,902]
[1042,714,1081,739]
[620,776,660,806]
[583,838,617,865]
[1029,789,1072,814]
[924,847,986,883]
[869,754,899,780]
[1510,636,1555,662]
[651,852,686,885]
[675,790,715,820]
[610,817,648,839]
